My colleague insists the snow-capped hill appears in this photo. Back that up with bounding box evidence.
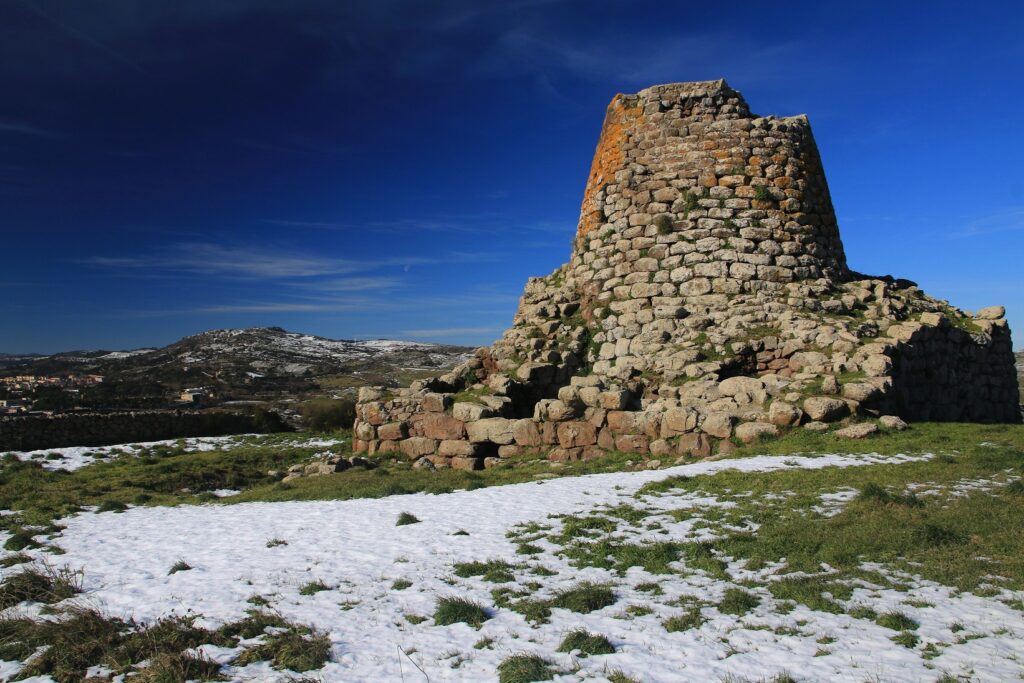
[1,327,474,395]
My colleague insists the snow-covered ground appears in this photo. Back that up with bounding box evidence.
[4,451,1020,682]
[3,434,347,471]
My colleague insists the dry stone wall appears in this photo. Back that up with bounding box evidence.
[353,80,1020,469]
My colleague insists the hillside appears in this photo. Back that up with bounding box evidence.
[0,327,473,405]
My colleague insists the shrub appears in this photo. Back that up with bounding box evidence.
[556,629,614,655]
[433,596,490,627]
[301,399,355,432]
[396,512,420,526]
[916,523,966,547]
[252,408,292,433]
[497,653,556,683]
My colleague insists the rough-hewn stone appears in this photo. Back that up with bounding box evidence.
[351,79,1019,462]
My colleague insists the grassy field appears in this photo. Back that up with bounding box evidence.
[0,423,1022,681]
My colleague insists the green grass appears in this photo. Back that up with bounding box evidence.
[638,425,1024,595]
[0,564,81,609]
[233,622,331,672]
[497,653,556,683]
[167,560,192,575]
[663,607,705,632]
[391,578,413,590]
[876,611,919,631]
[0,604,330,681]
[556,629,615,655]
[718,588,760,615]
[395,512,421,526]
[298,580,332,596]
[433,596,490,627]
[548,582,616,613]
[452,559,516,583]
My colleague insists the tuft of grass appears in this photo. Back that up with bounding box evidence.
[607,671,642,683]
[916,523,966,547]
[549,582,616,614]
[663,607,705,632]
[0,563,81,609]
[497,653,556,683]
[168,560,192,575]
[391,579,413,590]
[0,553,32,568]
[234,623,331,672]
[858,483,923,508]
[298,580,332,596]
[96,500,128,513]
[433,596,490,627]
[557,629,614,656]
[133,651,225,682]
[876,611,919,631]
[768,576,848,614]
[473,636,494,650]
[452,559,516,583]
[266,538,288,548]
[396,512,421,526]
[718,588,760,616]
[4,531,40,552]
[890,630,920,648]
[1006,480,1024,495]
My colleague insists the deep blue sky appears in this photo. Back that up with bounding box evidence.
[2,1,1022,353]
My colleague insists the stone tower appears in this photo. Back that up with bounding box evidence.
[354,80,1019,466]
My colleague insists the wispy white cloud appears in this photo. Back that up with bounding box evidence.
[0,121,63,139]
[949,207,1024,238]
[82,243,499,280]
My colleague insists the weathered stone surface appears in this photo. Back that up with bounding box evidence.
[976,305,1005,320]
[421,414,466,440]
[452,403,493,422]
[803,397,849,423]
[803,421,830,433]
[661,407,699,436]
[466,418,515,444]
[438,439,481,457]
[400,437,437,458]
[557,421,598,448]
[349,79,1020,468]
[614,434,649,454]
[834,423,878,439]
[451,456,483,471]
[677,432,713,458]
[768,401,802,427]
[879,415,909,431]
[702,413,734,439]
[512,419,542,447]
[377,421,408,441]
[735,422,779,444]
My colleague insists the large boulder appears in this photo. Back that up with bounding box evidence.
[557,421,598,448]
[466,418,515,444]
[803,396,849,422]
[735,422,779,444]
[768,401,802,427]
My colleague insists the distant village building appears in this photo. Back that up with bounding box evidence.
[179,388,210,404]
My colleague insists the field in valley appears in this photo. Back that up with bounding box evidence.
[0,425,1022,682]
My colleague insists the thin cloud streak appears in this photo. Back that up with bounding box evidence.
[948,207,1024,238]
[0,121,63,138]
[82,243,501,280]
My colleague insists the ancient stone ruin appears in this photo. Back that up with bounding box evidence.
[354,79,1020,469]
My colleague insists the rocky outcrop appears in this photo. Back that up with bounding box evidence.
[353,79,1020,468]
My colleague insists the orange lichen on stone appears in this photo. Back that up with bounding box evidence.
[575,95,642,239]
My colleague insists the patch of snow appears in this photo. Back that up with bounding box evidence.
[9,452,1017,682]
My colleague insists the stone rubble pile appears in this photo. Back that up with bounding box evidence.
[353,80,1019,469]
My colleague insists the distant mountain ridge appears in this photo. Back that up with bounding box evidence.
[0,327,474,396]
